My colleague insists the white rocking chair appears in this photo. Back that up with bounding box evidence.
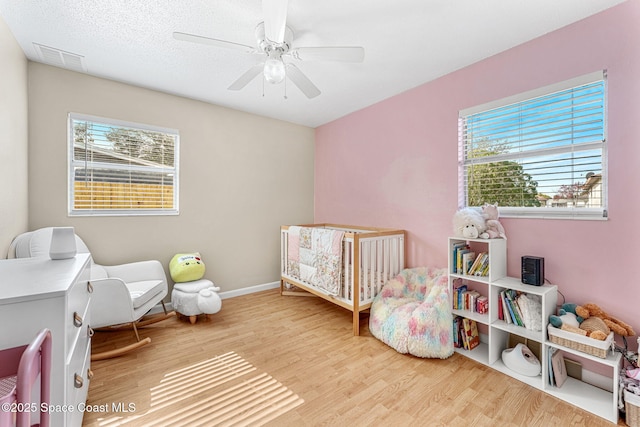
[9,227,174,360]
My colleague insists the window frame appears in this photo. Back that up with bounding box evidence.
[458,70,607,220]
[68,113,180,217]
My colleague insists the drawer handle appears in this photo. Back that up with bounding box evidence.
[87,281,94,293]
[87,369,94,380]
[74,373,83,389]
[87,325,94,337]
[73,312,83,328]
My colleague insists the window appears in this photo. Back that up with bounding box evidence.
[69,113,179,216]
[458,71,606,219]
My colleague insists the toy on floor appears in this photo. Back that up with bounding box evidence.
[169,253,222,324]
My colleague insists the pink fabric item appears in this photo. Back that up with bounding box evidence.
[286,226,345,295]
[287,227,300,262]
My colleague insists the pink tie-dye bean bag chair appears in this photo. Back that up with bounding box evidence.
[369,267,453,359]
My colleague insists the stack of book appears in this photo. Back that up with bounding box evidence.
[452,282,488,314]
[451,243,490,277]
[497,289,538,328]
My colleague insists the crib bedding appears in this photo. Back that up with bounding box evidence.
[281,224,406,335]
[287,226,345,295]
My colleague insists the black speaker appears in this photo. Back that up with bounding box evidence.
[521,256,544,286]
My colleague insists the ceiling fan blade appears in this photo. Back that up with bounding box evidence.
[290,46,365,62]
[285,63,320,99]
[262,0,288,43]
[173,32,255,53]
[228,64,264,91]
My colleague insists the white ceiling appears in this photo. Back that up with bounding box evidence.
[0,0,627,128]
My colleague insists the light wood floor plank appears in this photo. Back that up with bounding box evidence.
[83,289,619,426]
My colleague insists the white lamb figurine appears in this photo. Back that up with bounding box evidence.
[453,208,489,239]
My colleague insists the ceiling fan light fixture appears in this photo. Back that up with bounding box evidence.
[263,53,286,84]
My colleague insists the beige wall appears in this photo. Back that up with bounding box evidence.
[28,63,315,293]
[0,15,28,257]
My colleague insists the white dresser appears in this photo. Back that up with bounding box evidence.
[0,253,92,427]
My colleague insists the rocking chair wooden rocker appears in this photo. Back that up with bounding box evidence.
[10,227,175,361]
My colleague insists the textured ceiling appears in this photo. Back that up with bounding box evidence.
[0,0,627,128]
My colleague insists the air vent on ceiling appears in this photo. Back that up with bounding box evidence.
[33,43,87,72]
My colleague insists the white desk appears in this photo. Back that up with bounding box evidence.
[0,253,92,427]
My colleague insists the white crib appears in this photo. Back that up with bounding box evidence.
[280,224,405,335]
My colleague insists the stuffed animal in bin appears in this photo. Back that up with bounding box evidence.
[576,303,635,337]
[482,203,507,239]
[549,303,585,334]
[550,302,635,341]
[453,208,488,239]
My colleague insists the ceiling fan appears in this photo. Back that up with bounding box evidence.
[173,0,364,99]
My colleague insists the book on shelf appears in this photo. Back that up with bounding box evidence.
[452,283,467,310]
[476,295,488,314]
[465,252,489,277]
[467,252,485,275]
[462,318,480,350]
[504,289,525,327]
[451,242,469,274]
[453,316,463,348]
[452,283,488,315]
[551,349,568,387]
[462,251,476,275]
[501,291,516,325]
[457,248,470,273]
[510,293,524,326]
[475,254,490,277]
[465,290,480,311]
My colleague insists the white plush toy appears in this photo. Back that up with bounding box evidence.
[482,203,507,239]
[453,208,489,239]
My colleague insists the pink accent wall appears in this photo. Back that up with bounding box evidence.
[315,1,640,340]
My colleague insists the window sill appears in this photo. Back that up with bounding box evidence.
[498,207,607,221]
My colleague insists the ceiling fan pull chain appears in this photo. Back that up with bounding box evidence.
[284,76,288,99]
[262,76,265,97]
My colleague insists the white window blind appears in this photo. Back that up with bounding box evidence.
[458,71,606,219]
[68,113,179,216]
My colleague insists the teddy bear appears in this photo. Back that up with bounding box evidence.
[575,302,636,337]
[482,203,507,239]
[453,208,488,239]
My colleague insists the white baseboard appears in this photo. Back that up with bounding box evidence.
[149,280,281,315]
[218,281,280,300]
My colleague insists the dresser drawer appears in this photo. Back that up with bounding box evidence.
[66,265,92,356]
[66,337,91,427]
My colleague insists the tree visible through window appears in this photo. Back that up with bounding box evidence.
[69,113,179,215]
[459,71,606,219]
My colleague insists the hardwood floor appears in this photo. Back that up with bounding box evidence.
[84,289,618,426]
